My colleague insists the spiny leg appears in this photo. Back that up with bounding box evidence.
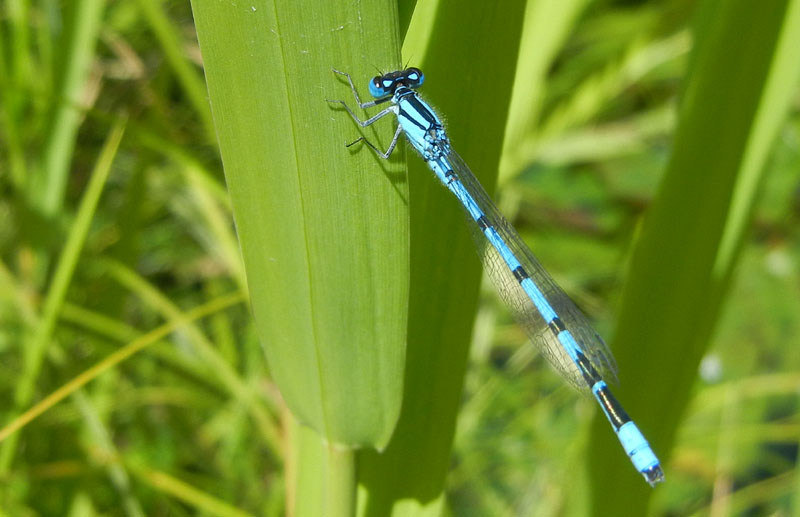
[328,69,401,159]
[330,68,389,109]
[346,124,403,160]
[327,99,397,128]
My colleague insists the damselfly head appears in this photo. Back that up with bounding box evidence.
[368,68,425,99]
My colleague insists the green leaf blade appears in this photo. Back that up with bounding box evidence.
[191,0,409,449]
[589,0,800,511]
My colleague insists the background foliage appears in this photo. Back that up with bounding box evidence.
[1,0,799,515]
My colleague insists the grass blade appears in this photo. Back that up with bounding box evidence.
[588,0,800,511]
[1,122,124,472]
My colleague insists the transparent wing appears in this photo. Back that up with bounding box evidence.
[446,150,618,390]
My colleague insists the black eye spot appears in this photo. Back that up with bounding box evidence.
[404,68,424,87]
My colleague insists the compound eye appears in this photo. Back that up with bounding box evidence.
[405,67,424,88]
[368,75,393,99]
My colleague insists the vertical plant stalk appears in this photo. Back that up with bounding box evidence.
[325,445,356,517]
[28,0,105,219]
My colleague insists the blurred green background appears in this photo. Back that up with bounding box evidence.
[1,0,799,515]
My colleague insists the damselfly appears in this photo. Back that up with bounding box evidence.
[328,68,664,486]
